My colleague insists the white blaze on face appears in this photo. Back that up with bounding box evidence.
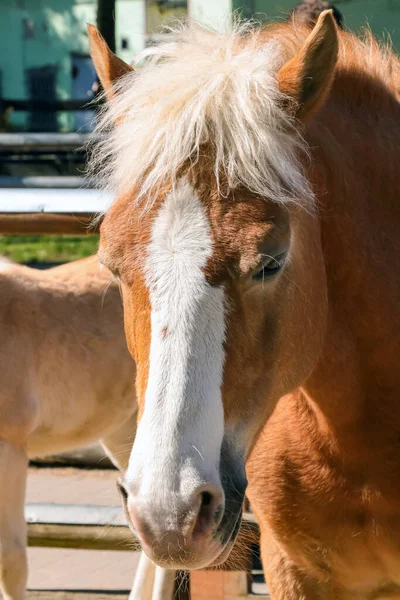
[126,179,226,516]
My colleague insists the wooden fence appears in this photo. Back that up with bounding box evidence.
[26,503,264,600]
[0,133,109,234]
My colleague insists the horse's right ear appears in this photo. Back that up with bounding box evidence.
[277,10,338,120]
[87,24,133,102]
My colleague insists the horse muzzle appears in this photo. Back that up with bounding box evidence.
[117,473,245,569]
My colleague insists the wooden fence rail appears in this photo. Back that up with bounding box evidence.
[26,503,259,559]
[0,186,111,234]
[25,503,264,599]
[0,213,100,235]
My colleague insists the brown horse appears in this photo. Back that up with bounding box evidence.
[88,11,400,599]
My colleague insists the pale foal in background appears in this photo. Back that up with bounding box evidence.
[0,256,172,600]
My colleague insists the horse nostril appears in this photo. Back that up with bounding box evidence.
[116,478,128,506]
[116,478,138,535]
[202,491,212,506]
[192,489,223,541]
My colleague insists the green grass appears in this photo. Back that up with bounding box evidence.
[0,235,99,264]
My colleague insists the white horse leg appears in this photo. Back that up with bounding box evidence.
[128,556,176,600]
[102,414,155,599]
[0,440,27,600]
[102,415,175,600]
[128,551,156,600]
[152,567,176,600]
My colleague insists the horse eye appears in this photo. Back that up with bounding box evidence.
[252,253,286,281]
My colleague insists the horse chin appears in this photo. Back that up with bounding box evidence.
[208,542,235,567]
[207,508,243,568]
[140,533,233,571]
[139,513,242,571]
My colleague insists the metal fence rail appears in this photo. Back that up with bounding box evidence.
[0,133,93,152]
[0,176,95,189]
[0,188,111,213]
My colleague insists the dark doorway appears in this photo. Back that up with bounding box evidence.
[71,53,97,132]
[26,65,57,132]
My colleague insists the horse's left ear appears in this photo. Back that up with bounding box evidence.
[277,10,338,120]
[87,24,133,102]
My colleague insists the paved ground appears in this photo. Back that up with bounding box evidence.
[26,467,139,592]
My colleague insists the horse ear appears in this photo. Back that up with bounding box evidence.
[87,24,133,102]
[277,10,338,120]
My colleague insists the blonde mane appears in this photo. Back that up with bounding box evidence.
[89,19,399,210]
[89,21,314,209]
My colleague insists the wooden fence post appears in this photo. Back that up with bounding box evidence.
[190,571,249,600]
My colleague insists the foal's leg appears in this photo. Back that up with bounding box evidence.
[102,414,155,599]
[128,552,176,600]
[152,567,176,600]
[0,440,27,600]
[129,554,175,600]
[101,414,176,600]
[129,552,156,600]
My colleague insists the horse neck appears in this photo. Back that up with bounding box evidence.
[301,69,400,446]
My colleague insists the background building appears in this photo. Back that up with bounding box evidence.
[0,0,399,132]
